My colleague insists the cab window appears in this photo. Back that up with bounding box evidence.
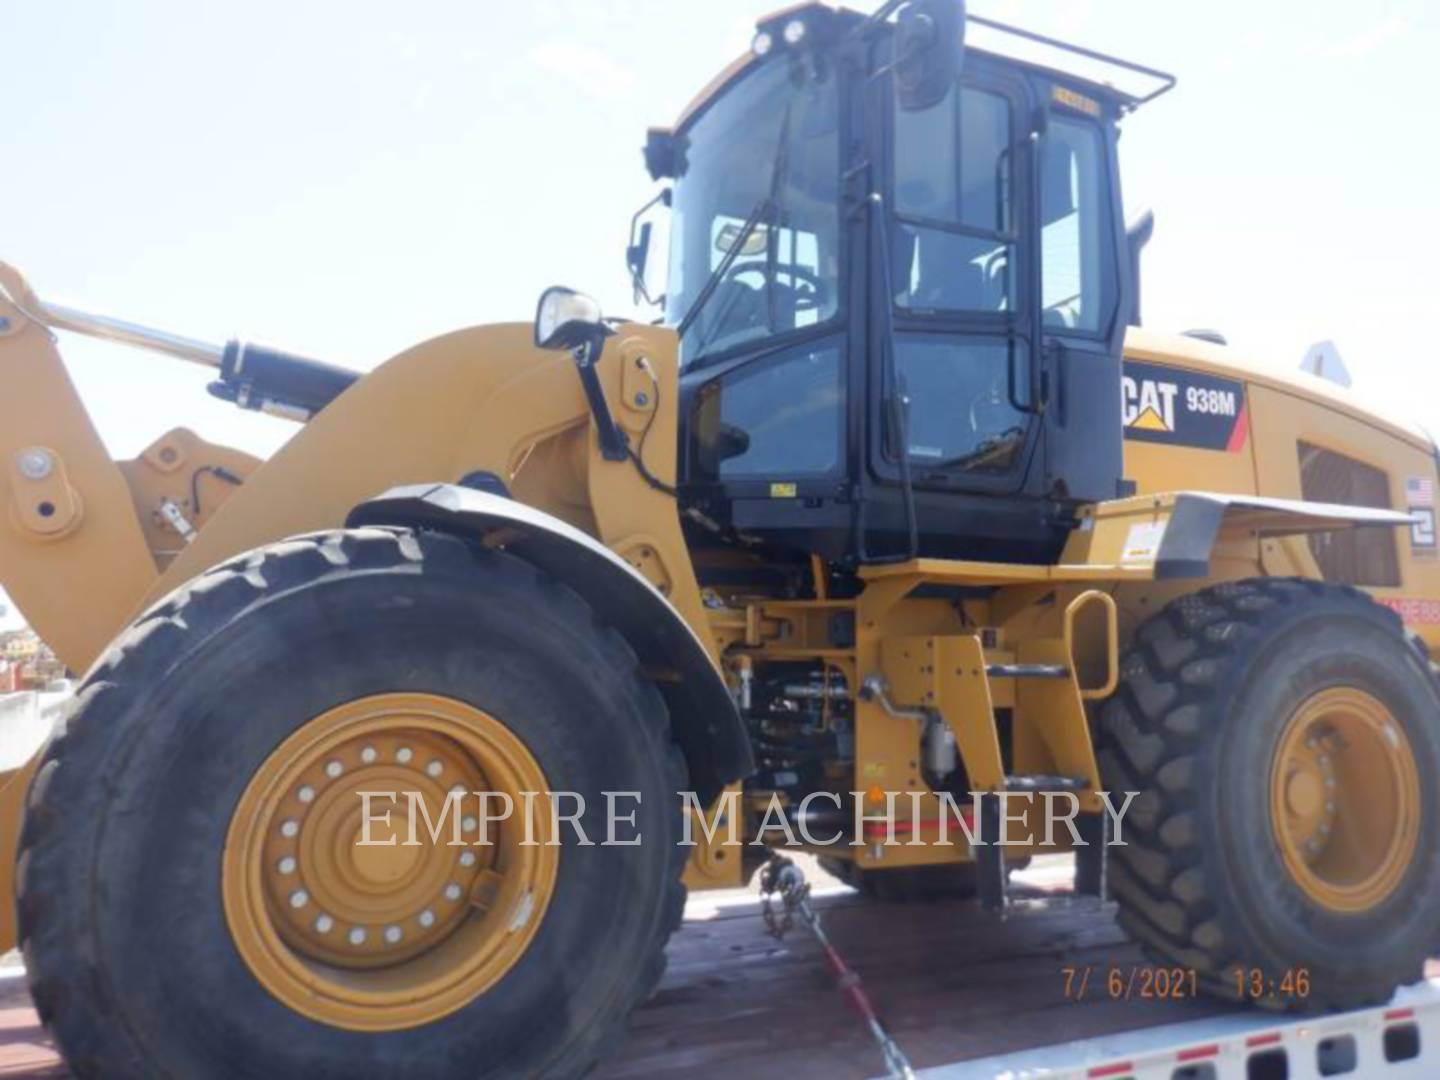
[892,335,1026,474]
[690,343,845,480]
[892,84,1014,313]
[1040,114,1116,333]
[706,217,826,334]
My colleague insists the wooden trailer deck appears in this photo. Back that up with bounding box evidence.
[0,855,1432,1078]
[599,854,1233,1078]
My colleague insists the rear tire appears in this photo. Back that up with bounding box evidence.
[19,527,688,1078]
[1097,578,1440,1010]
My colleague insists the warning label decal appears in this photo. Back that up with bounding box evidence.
[1122,360,1249,453]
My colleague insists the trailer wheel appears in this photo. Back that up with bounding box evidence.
[18,528,687,1078]
[1097,578,1440,1010]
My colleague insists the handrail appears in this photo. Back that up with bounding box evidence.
[1063,590,1119,701]
[967,13,1177,108]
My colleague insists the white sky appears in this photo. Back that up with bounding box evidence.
[2,0,1438,626]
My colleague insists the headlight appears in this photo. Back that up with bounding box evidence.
[782,19,806,46]
[534,286,606,351]
[752,31,774,57]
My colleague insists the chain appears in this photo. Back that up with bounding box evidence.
[758,856,916,1080]
[759,857,807,939]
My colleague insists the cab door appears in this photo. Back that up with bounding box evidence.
[871,58,1043,503]
[1032,88,1127,503]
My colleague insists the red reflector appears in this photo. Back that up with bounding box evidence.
[1384,1008,1415,1022]
[1177,1044,1219,1061]
[860,810,976,836]
[1087,1064,1133,1078]
[1246,1033,1281,1048]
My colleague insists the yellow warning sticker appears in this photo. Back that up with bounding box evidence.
[1121,521,1167,564]
[1052,85,1101,117]
[770,482,798,498]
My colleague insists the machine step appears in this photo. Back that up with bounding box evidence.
[1004,774,1089,793]
[984,663,1069,679]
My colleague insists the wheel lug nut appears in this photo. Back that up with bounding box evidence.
[361,745,377,764]
[384,925,403,944]
[315,914,334,933]
[278,856,297,875]
[418,909,436,928]
[289,890,309,909]
[397,747,413,764]
[297,785,315,804]
[444,883,462,902]
[325,760,344,779]
[459,851,478,868]
[426,760,444,778]
[280,819,299,838]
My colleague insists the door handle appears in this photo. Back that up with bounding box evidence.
[1006,335,1044,415]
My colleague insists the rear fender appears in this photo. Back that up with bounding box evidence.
[1153,492,1417,579]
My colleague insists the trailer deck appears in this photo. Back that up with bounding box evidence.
[599,855,1235,1078]
[0,855,1433,1078]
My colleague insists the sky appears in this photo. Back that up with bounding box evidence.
[2,0,1438,628]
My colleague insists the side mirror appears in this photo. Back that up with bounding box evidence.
[534,286,608,351]
[895,0,966,112]
[626,222,652,290]
[625,187,671,306]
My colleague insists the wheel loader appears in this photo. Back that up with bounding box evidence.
[2,2,1438,1076]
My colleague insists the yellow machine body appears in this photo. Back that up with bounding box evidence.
[0,255,1435,933]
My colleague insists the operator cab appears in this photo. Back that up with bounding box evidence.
[631,2,1174,570]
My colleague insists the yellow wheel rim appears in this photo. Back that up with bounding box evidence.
[223,693,557,1031]
[1270,687,1420,914]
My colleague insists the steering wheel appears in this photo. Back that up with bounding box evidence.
[719,261,829,313]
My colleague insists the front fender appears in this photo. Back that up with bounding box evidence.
[348,483,753,805]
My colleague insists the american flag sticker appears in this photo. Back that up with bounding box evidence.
[1405,475,1434,506]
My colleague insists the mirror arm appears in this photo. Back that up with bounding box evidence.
[627,188,671,306]
[852,0,908,39]
[573,338,630,462]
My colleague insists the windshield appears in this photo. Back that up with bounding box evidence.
[666,58,840,367]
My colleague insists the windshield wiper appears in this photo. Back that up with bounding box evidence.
[678,102,796,352]
[676,195,774,341]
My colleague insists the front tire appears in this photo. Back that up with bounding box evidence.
[19,528,687,1078]
[1098,578,1440,1010]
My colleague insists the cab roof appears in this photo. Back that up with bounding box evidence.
[667,3,1175,134]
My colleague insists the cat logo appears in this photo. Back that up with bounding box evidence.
[1121,360,1249,453]
[1121,375,1178,433]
